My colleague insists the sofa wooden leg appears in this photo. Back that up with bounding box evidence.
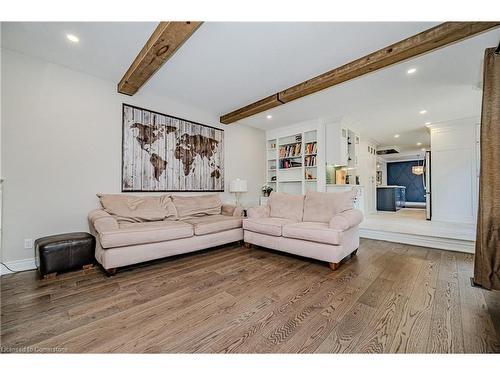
[105,268,117,276]
[244,242,252,248]
[352,248,358,256]
[43,272,57,280]
[329,262,340,271]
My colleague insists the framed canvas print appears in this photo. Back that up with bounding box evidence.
[122,104,224,192]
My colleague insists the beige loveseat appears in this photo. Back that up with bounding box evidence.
[243,190,363,270]
[88,194,243,274]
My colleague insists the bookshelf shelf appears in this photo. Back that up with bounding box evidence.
[279,156,302,160]
[279,166,302,170]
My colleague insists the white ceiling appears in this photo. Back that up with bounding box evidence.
[2,22,499,152]
[0,22,158,82]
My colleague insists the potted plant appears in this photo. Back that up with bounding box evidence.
[261,184,273,197]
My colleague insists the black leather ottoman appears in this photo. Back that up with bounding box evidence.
[35,232,96,279]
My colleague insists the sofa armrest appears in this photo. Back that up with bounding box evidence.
[88,209,119,233]
[247,205,270,219]
[329,209,363,231]
[221,203,244,217]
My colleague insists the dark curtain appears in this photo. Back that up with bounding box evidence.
[474,47,500,290]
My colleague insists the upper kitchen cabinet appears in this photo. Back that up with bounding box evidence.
[325,123,349,166]
[325,123,359,167]
[347,130,360,168]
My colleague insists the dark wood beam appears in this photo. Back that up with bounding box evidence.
[220,94,283,125]
[220,22,500,124]
[118,21,203,96]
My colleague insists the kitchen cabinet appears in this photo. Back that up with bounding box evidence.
[325,123,349,166]
[377,186,406,211]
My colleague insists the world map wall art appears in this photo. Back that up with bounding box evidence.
[122,104,224,192]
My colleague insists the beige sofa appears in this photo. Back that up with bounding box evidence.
[243,190,363,270]
[88,194,243,274]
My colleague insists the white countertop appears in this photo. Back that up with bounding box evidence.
[376,185,406,188]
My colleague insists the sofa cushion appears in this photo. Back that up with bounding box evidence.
[282,222,342,245]
[302,190,357,223]
[97,194,177,224]
[268,192,305,221]
[183,215,243,235]
[329,209,364,231]
[99,220,193,249]
[243,217,297,237]
[172,194,222,219]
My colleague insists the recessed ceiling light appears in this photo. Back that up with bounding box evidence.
[66,34,79,43]
[266,114,272,119]
[425,121,431,125]
[394,134,400,138]
[419,110,427,115]
[407,68,417,74]
[417,142,422,146]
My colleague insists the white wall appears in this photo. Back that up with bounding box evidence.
[430,117,479,224]
[0,48,266,264]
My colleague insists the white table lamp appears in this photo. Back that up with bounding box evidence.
[230,178,247,206]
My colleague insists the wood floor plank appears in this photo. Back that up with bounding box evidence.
[426,251,465,353]
[456,253,500,353]
[315,302,377,353]
[2,239,499,353]
[390,253,440,353]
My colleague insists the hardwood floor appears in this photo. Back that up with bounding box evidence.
[1,239,499,353]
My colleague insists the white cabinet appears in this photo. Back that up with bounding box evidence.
[325,123,359,168]
[430,119,478,224]
[325,123,349,166]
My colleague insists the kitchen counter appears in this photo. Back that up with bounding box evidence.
[377,186,406,211]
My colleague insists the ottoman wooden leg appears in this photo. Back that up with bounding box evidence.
[82,264,94,274]
[43,272,57,280]
[244,242,252,248]
[328,262,340,271]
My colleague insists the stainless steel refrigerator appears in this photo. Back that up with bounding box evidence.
[423,150,432,220]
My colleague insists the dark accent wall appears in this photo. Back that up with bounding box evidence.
[387,160,425,203]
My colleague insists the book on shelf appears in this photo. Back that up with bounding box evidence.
[304,155,316,167]
[305,142,317,155]
[280,159,302,169]
[279,142,301,158]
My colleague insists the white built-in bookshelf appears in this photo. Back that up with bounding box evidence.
[266,129,319,195]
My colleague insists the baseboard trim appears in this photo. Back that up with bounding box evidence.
[0,258,37,276]
[359,228,475,253]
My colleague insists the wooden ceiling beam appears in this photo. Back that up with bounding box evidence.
[220,22,500,124]
[220,94,283,125]
[118,21,203,96]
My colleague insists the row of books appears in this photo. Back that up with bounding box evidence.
[279,159,302,169]
[305,142,317,155]
[304,155,316,167]
[279,143,301,158]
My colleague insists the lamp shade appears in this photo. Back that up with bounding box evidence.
[229,178,247,192]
